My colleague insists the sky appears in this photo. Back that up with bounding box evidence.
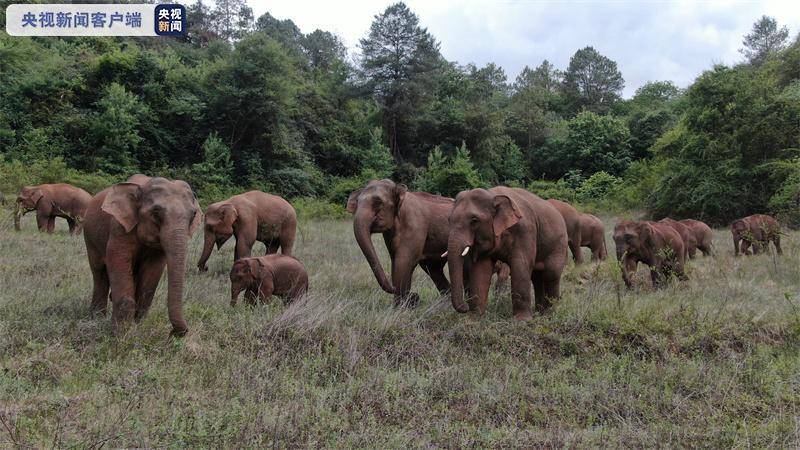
[248,0,800,98]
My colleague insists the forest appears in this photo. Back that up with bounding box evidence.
[1,2,799,225]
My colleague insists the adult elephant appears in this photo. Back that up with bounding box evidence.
[83,175,201,336]
[579,213,607,261]
[197,191,297,272]
[614,220,686,288]
[15,183,92,234]
[731,214,781,256]
[679,219,713,256]
[447,187,568,319]
[347,179,454,306]
[547,199,584,264]
[658,218,697,259]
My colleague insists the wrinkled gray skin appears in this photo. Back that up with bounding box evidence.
[83,175,201,336]
[447,187,568,320]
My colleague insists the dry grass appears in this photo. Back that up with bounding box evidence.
[1,211,799,447]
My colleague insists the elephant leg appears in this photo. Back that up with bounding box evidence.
[419,259,450,295]
[280,221,296,256]
[258,280,275,305]
[107,262,137,331]
[244,288,258,306]
[510,261,534,320]
[773,235,782,255]
[134,251,167,321]
[265,241,280,255]
[66,217,77,234]
[47,216,56,233]
[35,211,49,232]
[621,256,637,288]
[539,270,561,312]
[570,232,583,265]
[650,267,661,288]
[467,258,493,315]
[88,247,109,315]
[234,236,254,261]
[391,251,419,307]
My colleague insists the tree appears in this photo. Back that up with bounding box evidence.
[415,143,483,197]
[545,112,632,178]
[304,30,347,76]
[562,46,624,115]
[740,15,789,65]
[212,0,254,41]
[360,2,441,161]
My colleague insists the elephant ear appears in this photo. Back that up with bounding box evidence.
[492,195,522,241]
[101,183,141,233]
[393,183,408,215]
[220,203,238,226]
[30,187,44,206]
[639,222,655,246]
[248,258,265,278]
[188,200,203,237]
[346,189,363,214]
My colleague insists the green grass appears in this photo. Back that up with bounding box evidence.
[1,211,799,447]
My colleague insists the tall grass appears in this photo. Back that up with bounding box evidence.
[1,212,799,447]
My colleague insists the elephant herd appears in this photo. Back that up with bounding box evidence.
[12,176,785,336]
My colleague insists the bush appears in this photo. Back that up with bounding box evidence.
[768,158,800,228]
[292,197,348,221]
[576,171,622,202]
[0,156,119,196]
[526,179,576,202]
[414,143,484,198]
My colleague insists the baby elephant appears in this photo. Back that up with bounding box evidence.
[230,254,308,306]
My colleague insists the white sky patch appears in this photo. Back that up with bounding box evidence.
[248,0,800,97]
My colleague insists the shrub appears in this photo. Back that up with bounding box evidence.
[526,179,576,202]
[414,143,484,198]
[576,171,623,202]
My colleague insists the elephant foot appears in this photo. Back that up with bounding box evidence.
[394,292,420,308]
[513,310,534,321]
[170,326,188,338]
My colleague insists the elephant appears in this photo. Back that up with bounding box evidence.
[658,217,698,259]
[229,254,308,306]
[578,213,608,261]
[679,219,714,256]
[197,191,297,272]
[15,183,92,234]
[347,179,455,306]
[447,187,568,320]
[492,261,511,293]
[83,175,201,336]
[613,220,687,288]
[547,199,584,264]
[731,214,782,256]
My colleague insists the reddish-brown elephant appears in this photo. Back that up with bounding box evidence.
[547,199,584,264]
[731,214,782,256]
[15,183,92,234]
[197,191,297,272]
[578,213,608,261]
[83,175,201,336]
[679,219,713,256]
[230,254,308,306]
[614,220,687,288]
[658,217,697,259]
[447,187,568,319]
[347,179,455,306]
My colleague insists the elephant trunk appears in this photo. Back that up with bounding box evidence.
[163,229,189,336]
[197,228,214,271]
[231,283,244,306]
[353,207,394,294]
[447,235,471,313]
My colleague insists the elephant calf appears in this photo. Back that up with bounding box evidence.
[578,213,608,261]
[198,190,297,272]
[230,254,308,306]
[679,219,713,257]
[16,183,92,234]
[658,218,698,260]
[731,214,781,256]
[613,220,687,288]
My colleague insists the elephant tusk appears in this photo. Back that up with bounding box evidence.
[441,251,448,258]
[461,246,470,257]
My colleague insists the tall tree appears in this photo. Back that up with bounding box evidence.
[562,46,624,116]
[740,15,789,65]
[212,0,254,41]
[360,2,440,161]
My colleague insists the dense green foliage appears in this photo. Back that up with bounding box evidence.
[0,3,798,224]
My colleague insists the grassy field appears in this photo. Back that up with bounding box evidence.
[1,211,799,447]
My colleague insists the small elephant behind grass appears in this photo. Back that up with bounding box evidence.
[230,254,309,307]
